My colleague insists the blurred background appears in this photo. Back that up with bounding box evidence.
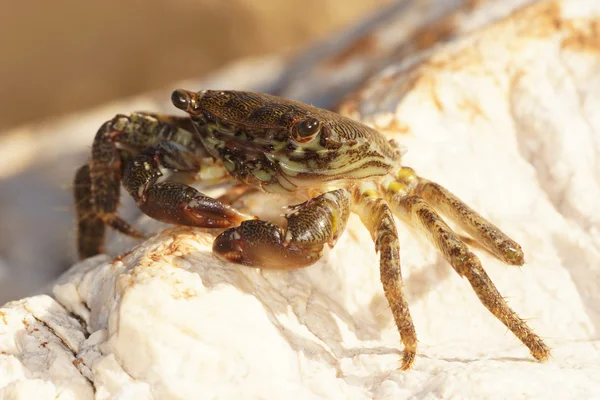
[0,0,390,132]
[0,0,392,303]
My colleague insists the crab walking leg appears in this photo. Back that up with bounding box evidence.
[213,189,351,269]
[393,167,523,265]
[398,167,525,266]
[383,173,551,362]
[86,113,203,232]
[88,119,145,239]
[353,183,417,370]
[413,175,525,265]
[122,141,253,228]
[74,165,109,258]
[78,112,232,258]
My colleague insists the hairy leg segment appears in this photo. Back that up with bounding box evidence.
[353,182,417,370]
[382,167,550,364]
[73,112,251,259]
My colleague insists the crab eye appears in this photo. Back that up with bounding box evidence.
[171,89,190,111]
[293,118,321,142]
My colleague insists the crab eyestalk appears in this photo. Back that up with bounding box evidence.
[171,89,203,114]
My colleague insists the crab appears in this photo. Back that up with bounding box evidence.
[74,89,550,369]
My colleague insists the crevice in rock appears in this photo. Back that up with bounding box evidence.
[30,314,96,390]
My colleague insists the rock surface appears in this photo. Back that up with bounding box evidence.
[2,0,600,398]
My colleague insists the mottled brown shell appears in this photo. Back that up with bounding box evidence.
[173,89,399,192]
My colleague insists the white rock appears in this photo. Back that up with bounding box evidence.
[1,0,600,399]
[0,296,93,399]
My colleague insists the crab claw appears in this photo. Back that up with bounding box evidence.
[212,220,319,269]
[136,182,254,228]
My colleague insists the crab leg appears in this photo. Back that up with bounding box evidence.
[414,177,524,265]
[76,112,237,258]
[383,168,550,362]
[212,189,351,269]
[73,165,110,258]
[122,141,253,228]
[353,183,417,370]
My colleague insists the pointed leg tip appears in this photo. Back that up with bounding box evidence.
[505,246,525,266]
[532,341,551,362]
[399,351,416,371]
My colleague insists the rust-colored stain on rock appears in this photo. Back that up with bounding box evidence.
[342,0,600,125]
[562,20,600,52]
[378,118,412,135]
[326,34,380,69]
[413,16,458,51]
